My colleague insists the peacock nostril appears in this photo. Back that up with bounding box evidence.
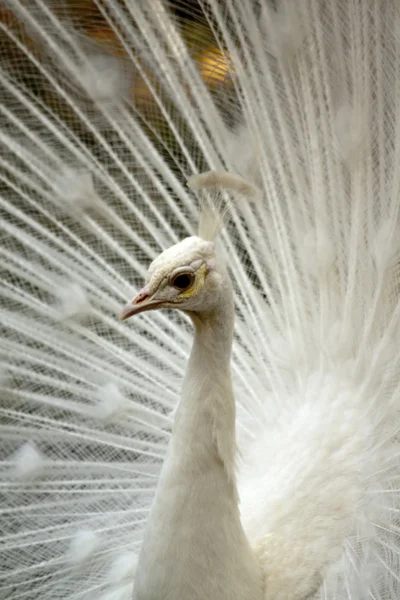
[134,292,150,304]
[131,284,152,305]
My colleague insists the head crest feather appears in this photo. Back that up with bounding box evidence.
[187,170,260,241]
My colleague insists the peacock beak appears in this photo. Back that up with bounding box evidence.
[119,284,162,320]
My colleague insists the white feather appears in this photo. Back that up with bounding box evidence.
[67,529,99,564]
[11,442,45,480]
[93,382,131,422]
[52,167,99,212]
[1,1,400,599]
[54,281,91,323]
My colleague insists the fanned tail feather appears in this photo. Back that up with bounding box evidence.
[1,1,400,599]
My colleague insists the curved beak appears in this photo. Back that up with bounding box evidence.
[119,285,162,320]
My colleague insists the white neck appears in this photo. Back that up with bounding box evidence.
[171,297,237,483]
[133,271,263,600]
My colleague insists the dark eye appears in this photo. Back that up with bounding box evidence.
[171,273,194,291]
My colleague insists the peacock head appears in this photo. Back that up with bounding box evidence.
[120,171,257,321]
[120,235,226,320]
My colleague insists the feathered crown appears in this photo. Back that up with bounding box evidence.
[187,170,260,241]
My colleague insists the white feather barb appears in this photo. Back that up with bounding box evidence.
[1,1,400,599]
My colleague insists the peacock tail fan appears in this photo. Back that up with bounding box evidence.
[1,1,400,599]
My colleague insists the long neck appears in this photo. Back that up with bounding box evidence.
[134,277,264,600]
[171,289,237,481]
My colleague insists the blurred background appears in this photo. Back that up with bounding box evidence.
[0,1,234,122]
[0,0,239,235]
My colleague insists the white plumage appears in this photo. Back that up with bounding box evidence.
[1,1,400,599]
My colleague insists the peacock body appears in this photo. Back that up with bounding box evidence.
[1,1,400,599]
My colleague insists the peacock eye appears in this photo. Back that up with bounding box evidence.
[171,272,194,291]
